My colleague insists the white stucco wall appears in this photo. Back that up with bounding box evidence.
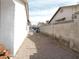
[14,1,28,55]
[0,0,1,22]
[0,0,28,56]
[0,0,14,54]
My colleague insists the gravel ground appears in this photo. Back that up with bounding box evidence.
[13,32,79,59]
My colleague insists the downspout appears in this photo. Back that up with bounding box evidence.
[23,0,30,26]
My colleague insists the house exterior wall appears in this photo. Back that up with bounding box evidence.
[50,5,79,24]
[40,5,79,52]
[0,0,14,54]
[0,0,28,56]
[0,0,1,22]
[14,1,28,55]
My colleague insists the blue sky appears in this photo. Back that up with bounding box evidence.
[29,0,79,25]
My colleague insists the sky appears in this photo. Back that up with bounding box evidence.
[29,0,79,25]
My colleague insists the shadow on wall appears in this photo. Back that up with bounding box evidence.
[27,33,79,59]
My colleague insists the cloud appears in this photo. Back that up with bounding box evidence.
[29,0,79,11]
[30,16,50,25]
[29,0,60,11]
[29,8,58,25]
[29,0,79,25]
[30,8,58,16]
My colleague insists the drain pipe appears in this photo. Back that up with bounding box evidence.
[23,0,31,26]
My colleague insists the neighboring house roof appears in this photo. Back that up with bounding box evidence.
[48,4,79,24]
[48,7,61,23]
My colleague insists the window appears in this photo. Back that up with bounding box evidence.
[56,17,66,22]
[53,17,74,24]
[75,11,79,14]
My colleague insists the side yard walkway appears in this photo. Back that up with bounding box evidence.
[14,33,79,59]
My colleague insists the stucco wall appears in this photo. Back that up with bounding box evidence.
[40,14,79,52]
[40,24,53,36]
[58,19,79,50]
[0,0,28,56]
[0,0,14,54]
[0,0,1,22]
[14,1,28,55]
